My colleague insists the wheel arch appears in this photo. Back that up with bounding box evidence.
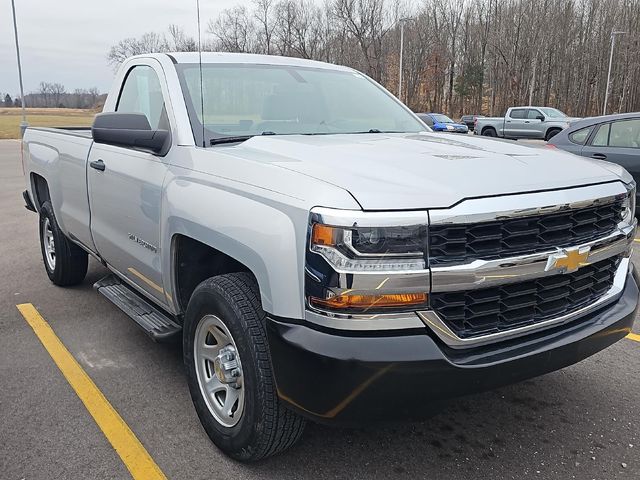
[164,206,306,320]
[30,173,50,211]
[545,127,562,140]
[171,234,257,313]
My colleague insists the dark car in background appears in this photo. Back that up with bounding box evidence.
[548,112,640,213]
[460,114,484,131]
[416,113,469,133]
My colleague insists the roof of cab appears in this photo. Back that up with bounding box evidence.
[161,52,354,72]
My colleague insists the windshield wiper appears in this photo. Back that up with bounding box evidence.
[303,129,404,136]
[209,131,276,146]
[356,129,404,134]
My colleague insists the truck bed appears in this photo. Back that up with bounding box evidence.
[28,126,93,139]
[23,126,95,250]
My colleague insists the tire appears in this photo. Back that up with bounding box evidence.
[183,272,305,462]
[482,127,497,137]
[39,201,88,286]
[545,128,561,141]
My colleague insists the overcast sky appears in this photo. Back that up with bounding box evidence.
[0,0,241,96]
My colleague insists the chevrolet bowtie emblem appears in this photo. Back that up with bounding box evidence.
[545,246,591,273]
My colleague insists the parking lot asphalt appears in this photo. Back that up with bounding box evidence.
[1,139,639,480]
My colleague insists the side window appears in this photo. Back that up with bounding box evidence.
[609,119,640,148]
[420,115,433,127]
[526,109,542,120]
[117,65,169,130]
[591,123,610,147]
[509,109,526,119]
[569,126,593,145]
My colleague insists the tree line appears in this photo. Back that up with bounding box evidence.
[1,83,104,109]
[108,0,640,118]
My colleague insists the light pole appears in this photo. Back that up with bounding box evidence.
[10,0,28,137]
[397,18,410,102]
[603,30,626,116]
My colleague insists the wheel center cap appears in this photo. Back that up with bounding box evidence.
[213,345,241,384]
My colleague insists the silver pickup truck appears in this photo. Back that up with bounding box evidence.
[475,106,578,140]
[22,53,639,461]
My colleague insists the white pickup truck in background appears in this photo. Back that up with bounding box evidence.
[20,52,639,462]
[474,106,579,140]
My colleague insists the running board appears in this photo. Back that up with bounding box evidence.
[94,274,181,342]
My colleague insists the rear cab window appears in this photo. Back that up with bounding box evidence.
[509,109,527,119]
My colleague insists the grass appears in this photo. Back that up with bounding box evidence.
[0,108,97,139]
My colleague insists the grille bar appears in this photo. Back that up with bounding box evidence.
[429,200,625,266]
[430,256,620,339]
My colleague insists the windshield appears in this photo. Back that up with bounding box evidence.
[539,107,567,118]
[431,114,454,124]
[175,63,426,145]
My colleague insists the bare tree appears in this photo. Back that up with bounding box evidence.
[107,32,170,67]
[332,0,392,82]
[208,6,257,53]
[253,0,276,54]
[168,25,198,52]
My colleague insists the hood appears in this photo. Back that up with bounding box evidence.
[226,132,623,210]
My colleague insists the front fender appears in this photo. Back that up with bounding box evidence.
[162,176,311,319]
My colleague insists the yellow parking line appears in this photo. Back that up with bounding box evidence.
[16,303,166,480]
[634,239,640,243]
[628,333,640,342]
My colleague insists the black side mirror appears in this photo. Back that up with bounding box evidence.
[92,112,170,155]
[536,114,545,121]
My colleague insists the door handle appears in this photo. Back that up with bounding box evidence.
[90,159,105,171]
[524,121,530,123]
[592,153,607,160]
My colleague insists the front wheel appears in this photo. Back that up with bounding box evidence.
[183,272,305,462]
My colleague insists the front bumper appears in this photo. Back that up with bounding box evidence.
[267,269,638,425]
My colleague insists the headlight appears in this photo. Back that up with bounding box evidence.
[305,209,429,315]
[622,183,636,223]
[310,223,427,272]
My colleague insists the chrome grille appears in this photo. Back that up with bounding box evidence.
[429,200,625,266]
[430,256,620,339]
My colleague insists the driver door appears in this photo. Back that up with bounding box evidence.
[87,62,171,306]
[522,109,545,138]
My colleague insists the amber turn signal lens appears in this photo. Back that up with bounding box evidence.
[312,224,337,246]
[311,292,427,311]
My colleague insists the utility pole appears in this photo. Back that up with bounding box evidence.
[603,31,626,116]
[397,18,410,103]
[11,0,28,137]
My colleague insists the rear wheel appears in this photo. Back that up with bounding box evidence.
[39,201,88,286]
[183,272,305,462]
[545,128,561,141]
[482,127,497,137]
